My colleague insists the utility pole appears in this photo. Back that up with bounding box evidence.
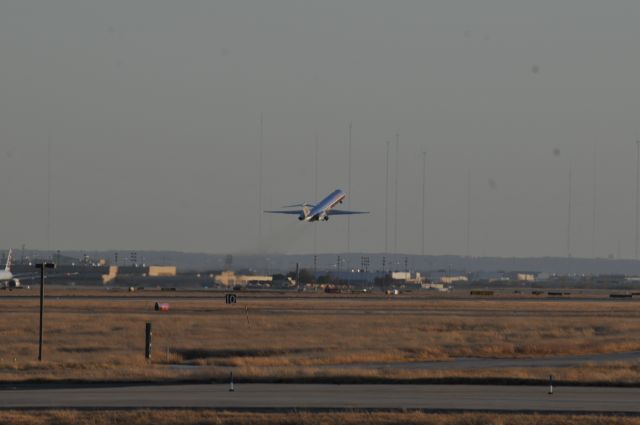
[36,262,55,361]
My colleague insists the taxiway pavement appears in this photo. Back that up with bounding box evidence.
[2,384,640,414]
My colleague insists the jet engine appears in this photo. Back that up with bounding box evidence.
[299,205,312,221]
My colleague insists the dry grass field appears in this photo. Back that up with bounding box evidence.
[1,290,640,383]
[1,410,639,425]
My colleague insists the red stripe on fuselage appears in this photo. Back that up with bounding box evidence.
[327,194,345,211]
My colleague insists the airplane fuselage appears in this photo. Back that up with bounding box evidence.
[302,189,346,222]
[0,270,19,289]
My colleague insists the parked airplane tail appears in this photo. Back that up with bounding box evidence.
[5,249,12,272]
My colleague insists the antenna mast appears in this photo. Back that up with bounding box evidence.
[394,133,399,257]
[384,140,390,254]
[466,171,471,258]
[421,150,427,256]
[567,168,573,258]
[636,139,640,260]
[592,141,597,259]
[257,113,263,250]
[314,132,319,255]
[347,121,352,255]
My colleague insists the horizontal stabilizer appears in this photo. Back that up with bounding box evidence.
[10,271,79,281]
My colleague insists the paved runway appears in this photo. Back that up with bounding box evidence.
[2,384,640,413]
[1,292,634,303]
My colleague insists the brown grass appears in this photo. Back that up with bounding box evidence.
[1,292,640,383]
[1,410,640,425]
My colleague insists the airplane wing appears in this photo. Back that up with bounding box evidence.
[264,210,305,215]
[9,272,79,280]
[327,209,369,215]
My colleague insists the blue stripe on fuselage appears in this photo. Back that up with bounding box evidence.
[309,189,345,219]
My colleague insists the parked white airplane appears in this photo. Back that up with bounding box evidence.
[0,249,67,290]
[0,249,22,289]
[265,189,368,222]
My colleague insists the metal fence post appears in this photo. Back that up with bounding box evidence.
[145,322,152,360]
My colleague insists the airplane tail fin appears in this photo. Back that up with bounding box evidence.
[5,249,12,272]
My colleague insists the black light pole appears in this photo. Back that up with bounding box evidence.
[36,262,55,361]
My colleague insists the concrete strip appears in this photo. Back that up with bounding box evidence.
[2,384,640,413]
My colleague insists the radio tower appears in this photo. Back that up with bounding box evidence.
[47,134,52,253]
[466,171,471,258]
[567,168,573,258]
[591,140,597,259]
[393,133,399,257]
[347,121,352,255]
[314,132,319,255]
[257,113,263,251]
[421,150,427,256]
[384,140,390,254]
[636,138,640,260]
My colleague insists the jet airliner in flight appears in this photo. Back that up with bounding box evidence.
[265,189,368,222]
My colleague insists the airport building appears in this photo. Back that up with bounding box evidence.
[391,271,425,285]
[516,273,536,282]
[101,265,178,284]
[214,271,273,288]
[148,266,178,277]
[439,275,469,284]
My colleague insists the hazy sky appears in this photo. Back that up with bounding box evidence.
[1,0,640,258]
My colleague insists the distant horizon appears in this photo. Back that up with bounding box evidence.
[8,247,640,261]
[6,248,640,276]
